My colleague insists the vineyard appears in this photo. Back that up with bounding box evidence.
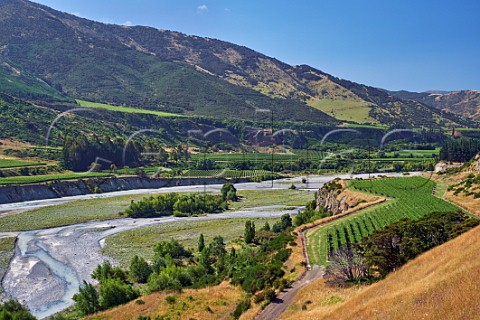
[0,159,45,169]
[181,169,273,179]
[0,172,113,185]
[305,176,462,266]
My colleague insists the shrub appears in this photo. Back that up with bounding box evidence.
[130,255,152,283]
[264,288,276,302]
[165,295,176,304]
[99,278,139,309]
[73,281,100,315]
[232,299,251,319]
[253,291,265,304]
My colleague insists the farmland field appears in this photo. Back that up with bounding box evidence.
[305,176,461,266]
[307,98,377,124]
[189,153,298,162]
[77,99,183,117]
[0,172,113,185]
[181,169,274,179]
[0,159,45,168]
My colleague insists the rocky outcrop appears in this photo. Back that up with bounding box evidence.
[315,179,351,214]
[315,179,382,215]
[0,176,248,204]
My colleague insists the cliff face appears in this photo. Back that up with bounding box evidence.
[315,180,352,214]
[0,176,247,204]
[315,179,382,215]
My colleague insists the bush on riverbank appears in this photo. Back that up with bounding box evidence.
[122,192,227,218]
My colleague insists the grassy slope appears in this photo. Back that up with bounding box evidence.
[308,99,377,124]
[0,158,44,168]
[282,224,480,320]
[77,99,184,118]
[85,281,245,320]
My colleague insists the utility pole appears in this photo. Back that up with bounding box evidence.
[271,109,274,188]
[368,141,371,179]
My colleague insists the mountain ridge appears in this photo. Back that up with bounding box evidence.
[388,89,480,121]
[0,0,476,127]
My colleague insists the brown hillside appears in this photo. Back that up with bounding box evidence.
[85,282,244,320]
[281,224,480,320]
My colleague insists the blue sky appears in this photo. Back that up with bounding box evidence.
[33,0,480,92]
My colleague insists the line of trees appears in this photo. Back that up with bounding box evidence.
[439,138,480,162]
[123,193,226,217]
[62,133,173,172]
[123,184,238,218]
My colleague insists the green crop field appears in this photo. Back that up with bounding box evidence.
[181,169,274,179]
[308,98,378,124]
[230,189,314,210]
[305,176,461,266]
[0,159,45,168]
[0,172,113,185]
[189,153,298,162]
[77,99,184,118]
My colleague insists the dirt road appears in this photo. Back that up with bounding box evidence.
[255,265,324,320]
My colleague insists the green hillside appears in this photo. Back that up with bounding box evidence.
[0,0,474,127]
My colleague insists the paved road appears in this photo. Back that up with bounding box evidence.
[256,266,325,320]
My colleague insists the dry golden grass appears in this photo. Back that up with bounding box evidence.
[282,225,480,320]
[85,282,245,320]
[431,172,480,217]
[0,139,32,152]
[279,279,365,320]
[445,190,480,216]
[283,232,306,282]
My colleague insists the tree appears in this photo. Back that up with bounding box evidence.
[130,256,152,283]
[73,281,100,315]
[91,260,127,283]
[99,278,139,309]
[153,239,191,260]
[280,214,292,230]
[209,236,226,257]
[244,220,255,244]
[324,247,368,287]
[198,233,205,253]
[221,183,238,201]
[260,221,271,231]
[0,300,36,320]
[199,247,214,274]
